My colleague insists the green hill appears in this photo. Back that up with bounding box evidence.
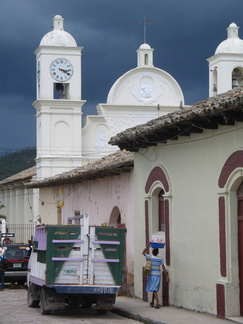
[0,147,36,181]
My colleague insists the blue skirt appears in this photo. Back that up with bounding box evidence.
[146,274,161,292]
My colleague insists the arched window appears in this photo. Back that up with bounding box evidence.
[213,68,218,96]
[144,54,148,65]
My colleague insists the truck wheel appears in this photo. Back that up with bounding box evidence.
[40,287,51,315]
[27,283,40,308]
[83,302,93,309]
[97,310,107,315]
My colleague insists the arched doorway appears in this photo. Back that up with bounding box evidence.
[218,150,243,318]
[144,166,170,305]
[108,206,129,295]
[108,206,121,227]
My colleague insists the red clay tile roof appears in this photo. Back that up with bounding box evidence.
[109,87,243,151]
[27,150,134,188]
[0,166,36,186]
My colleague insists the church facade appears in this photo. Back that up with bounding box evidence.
[82,42,185,162]
[33,14,185,174]
[0,14,185,232]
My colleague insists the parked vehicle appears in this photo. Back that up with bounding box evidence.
[1,244,31,284]
[27,217,126,315]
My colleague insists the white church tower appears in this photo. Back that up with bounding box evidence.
[33,15,86,180]
[207,22,243,97]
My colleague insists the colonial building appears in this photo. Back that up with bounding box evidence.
[0,167,36,243]
[110,88,243,318]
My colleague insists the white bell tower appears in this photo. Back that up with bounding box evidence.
[33,15,86,180]
[137,43,154,67]
[207,22,243,97]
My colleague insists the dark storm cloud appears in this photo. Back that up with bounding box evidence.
[1,0,243,152]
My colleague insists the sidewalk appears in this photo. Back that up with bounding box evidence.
[113,296,242,324]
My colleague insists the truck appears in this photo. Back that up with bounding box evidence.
[27,216,126,315]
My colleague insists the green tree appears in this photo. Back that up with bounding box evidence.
[0,147,36,180]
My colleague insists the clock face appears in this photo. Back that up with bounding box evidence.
[50,58,73,81]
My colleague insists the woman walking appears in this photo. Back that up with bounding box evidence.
[142,242,170,308]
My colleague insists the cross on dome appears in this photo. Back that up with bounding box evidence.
[137,17,152,44]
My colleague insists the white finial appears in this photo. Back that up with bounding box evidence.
[53,15,64,31]
[227,22,239,39]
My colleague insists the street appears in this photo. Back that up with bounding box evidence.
[0,288,137,324]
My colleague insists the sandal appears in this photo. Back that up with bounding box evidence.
[155,304,161,309]
[150,302,154,307]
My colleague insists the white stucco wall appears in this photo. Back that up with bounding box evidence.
[82,105,181,163]
[133,123,243,315]
[0,185,35,243]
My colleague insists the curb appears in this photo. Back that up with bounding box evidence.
[112,306,166,324]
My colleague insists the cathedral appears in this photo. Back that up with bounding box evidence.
[34,15,185,179]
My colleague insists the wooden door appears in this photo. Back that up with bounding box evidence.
[158,189,169,306]
[159,190,165,232]
[238,196,243,315]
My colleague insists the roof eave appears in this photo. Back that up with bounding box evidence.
[109,88,243,151]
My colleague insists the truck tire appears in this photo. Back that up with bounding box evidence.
[97,310,107,315]
[40,287,51,315]
[83,302,93,309]
[27,283,40,308]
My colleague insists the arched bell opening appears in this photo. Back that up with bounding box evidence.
[232,67,243,88]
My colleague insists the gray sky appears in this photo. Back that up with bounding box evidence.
[1,0,243,153]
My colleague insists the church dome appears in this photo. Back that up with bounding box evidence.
[40,15,77,47]
[107,43,184,106]
[215,22,243,54]
[139,43,151,49]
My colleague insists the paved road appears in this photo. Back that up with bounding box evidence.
[0,288,137,324]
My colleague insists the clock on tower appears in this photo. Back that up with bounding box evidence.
[50,58,73,82]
